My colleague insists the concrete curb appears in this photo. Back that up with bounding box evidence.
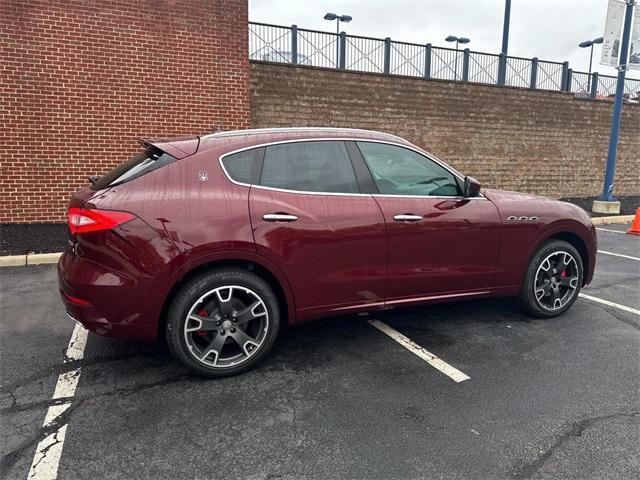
[0,252,63,267]
[590,215,635,225]
[0,215,635,268]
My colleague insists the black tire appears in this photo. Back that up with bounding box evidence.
[166,268,280,378]
[519,239,583,318]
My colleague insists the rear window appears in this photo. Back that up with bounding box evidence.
[91,147,177,190]
[221,147,264,184]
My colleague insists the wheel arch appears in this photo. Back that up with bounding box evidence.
[527,228,592,288]
[546,231,591,286]
[157,252,296,339]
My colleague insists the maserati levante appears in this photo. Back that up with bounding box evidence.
[58,128,596,376]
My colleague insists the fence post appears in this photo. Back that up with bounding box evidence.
[590,72,599,99]
[291,25,298,64]
[424,43,432,78]
[383,37,391,74]
[530,57,538,89]
[339,31,346,69]
[566,68,573,92]
[462,48,470,81]
[497,53,506,85]
[561,61,569,91]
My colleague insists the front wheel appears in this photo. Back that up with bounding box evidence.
[519,240,583,318]
[166,268,281,378]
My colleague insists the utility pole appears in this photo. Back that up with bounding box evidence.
[593,0,636,213]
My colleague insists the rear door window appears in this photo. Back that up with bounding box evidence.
[91,147,177,190]
[260,141,359,194]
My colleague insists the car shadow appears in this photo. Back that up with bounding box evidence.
[81,297,537,377]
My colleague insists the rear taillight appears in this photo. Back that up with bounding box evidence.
[67,208,135,235]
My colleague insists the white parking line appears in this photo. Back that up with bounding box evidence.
[596,227,628,234]
[28,324,88,480]
[597,250,640,261]
[579,293,640,316]
[368,319,470,383]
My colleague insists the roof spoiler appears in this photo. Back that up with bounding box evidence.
[139,136,200,159]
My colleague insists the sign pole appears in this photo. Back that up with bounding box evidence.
[596,0,636,211]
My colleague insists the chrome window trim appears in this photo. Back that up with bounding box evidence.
[218,137,487,200]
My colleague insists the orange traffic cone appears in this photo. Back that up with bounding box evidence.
[628,208,640,236]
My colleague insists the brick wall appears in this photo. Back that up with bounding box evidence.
[251,62,640,199]
[1,0,250,223]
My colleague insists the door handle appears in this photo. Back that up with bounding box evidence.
[263,213,298,222]
[393,214,423,222]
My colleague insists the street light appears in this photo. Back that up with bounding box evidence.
[445,35,470,80]
[324,13,352,68]
[579,36,604,92]
[324,12,353,34]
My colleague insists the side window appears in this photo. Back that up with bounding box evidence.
[221,148,263,184]
[356,142,460,197]
[260,141,359,193]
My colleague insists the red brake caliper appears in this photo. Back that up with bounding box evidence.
[196,309,209,336]
[561,271,567,278]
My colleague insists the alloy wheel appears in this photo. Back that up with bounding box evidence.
[183,285,269,368]
[534,251,579,311]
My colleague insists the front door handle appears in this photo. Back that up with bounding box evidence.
[263,213,298,222]
[393,214,423,222]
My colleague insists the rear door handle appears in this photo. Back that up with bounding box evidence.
[393,214,423,222]
[263,213,298,222]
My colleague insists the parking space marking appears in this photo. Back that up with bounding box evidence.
[579,293,640,316]
[28,324,88,480]
[597,250,640,262]
[368,319,470,383]
[596,227,628,234]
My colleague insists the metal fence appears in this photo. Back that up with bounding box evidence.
[249,22,640,103]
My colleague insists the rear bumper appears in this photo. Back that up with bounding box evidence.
[57,249,158,341]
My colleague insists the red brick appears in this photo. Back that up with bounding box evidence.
[1,0,250,223]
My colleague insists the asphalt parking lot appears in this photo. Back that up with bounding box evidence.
[1,224,639,480]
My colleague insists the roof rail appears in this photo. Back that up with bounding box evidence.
[201,127,406,142]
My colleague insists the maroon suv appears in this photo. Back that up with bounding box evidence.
[58,128,596,377]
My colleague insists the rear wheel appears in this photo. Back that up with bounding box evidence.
[519,240,583,318]
[166,268,280,377]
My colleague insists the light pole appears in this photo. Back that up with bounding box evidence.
[497,0,511,84]
[324,12,352,68]
[595,0,636,213]
[579,36,604,92]
[501,0,511,57]
[445,35,470,80]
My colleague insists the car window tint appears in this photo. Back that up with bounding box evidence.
[222,148,263,184]
[356,142,459,197]
[261,141,359,193]
[91,147,177,190]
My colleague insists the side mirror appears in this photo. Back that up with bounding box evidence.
[462,176,481,197]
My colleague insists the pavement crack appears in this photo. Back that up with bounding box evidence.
[0,352,166,394]
[581,297,640,331]
[514,411,640,479]
[1,400,81,471]
[1,375,189,471]
[1,375,189,415]
[1,396,73,415]
[2,390,17,409]
[30,427,63,472]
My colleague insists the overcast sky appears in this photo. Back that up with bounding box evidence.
[249,0,628,77]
